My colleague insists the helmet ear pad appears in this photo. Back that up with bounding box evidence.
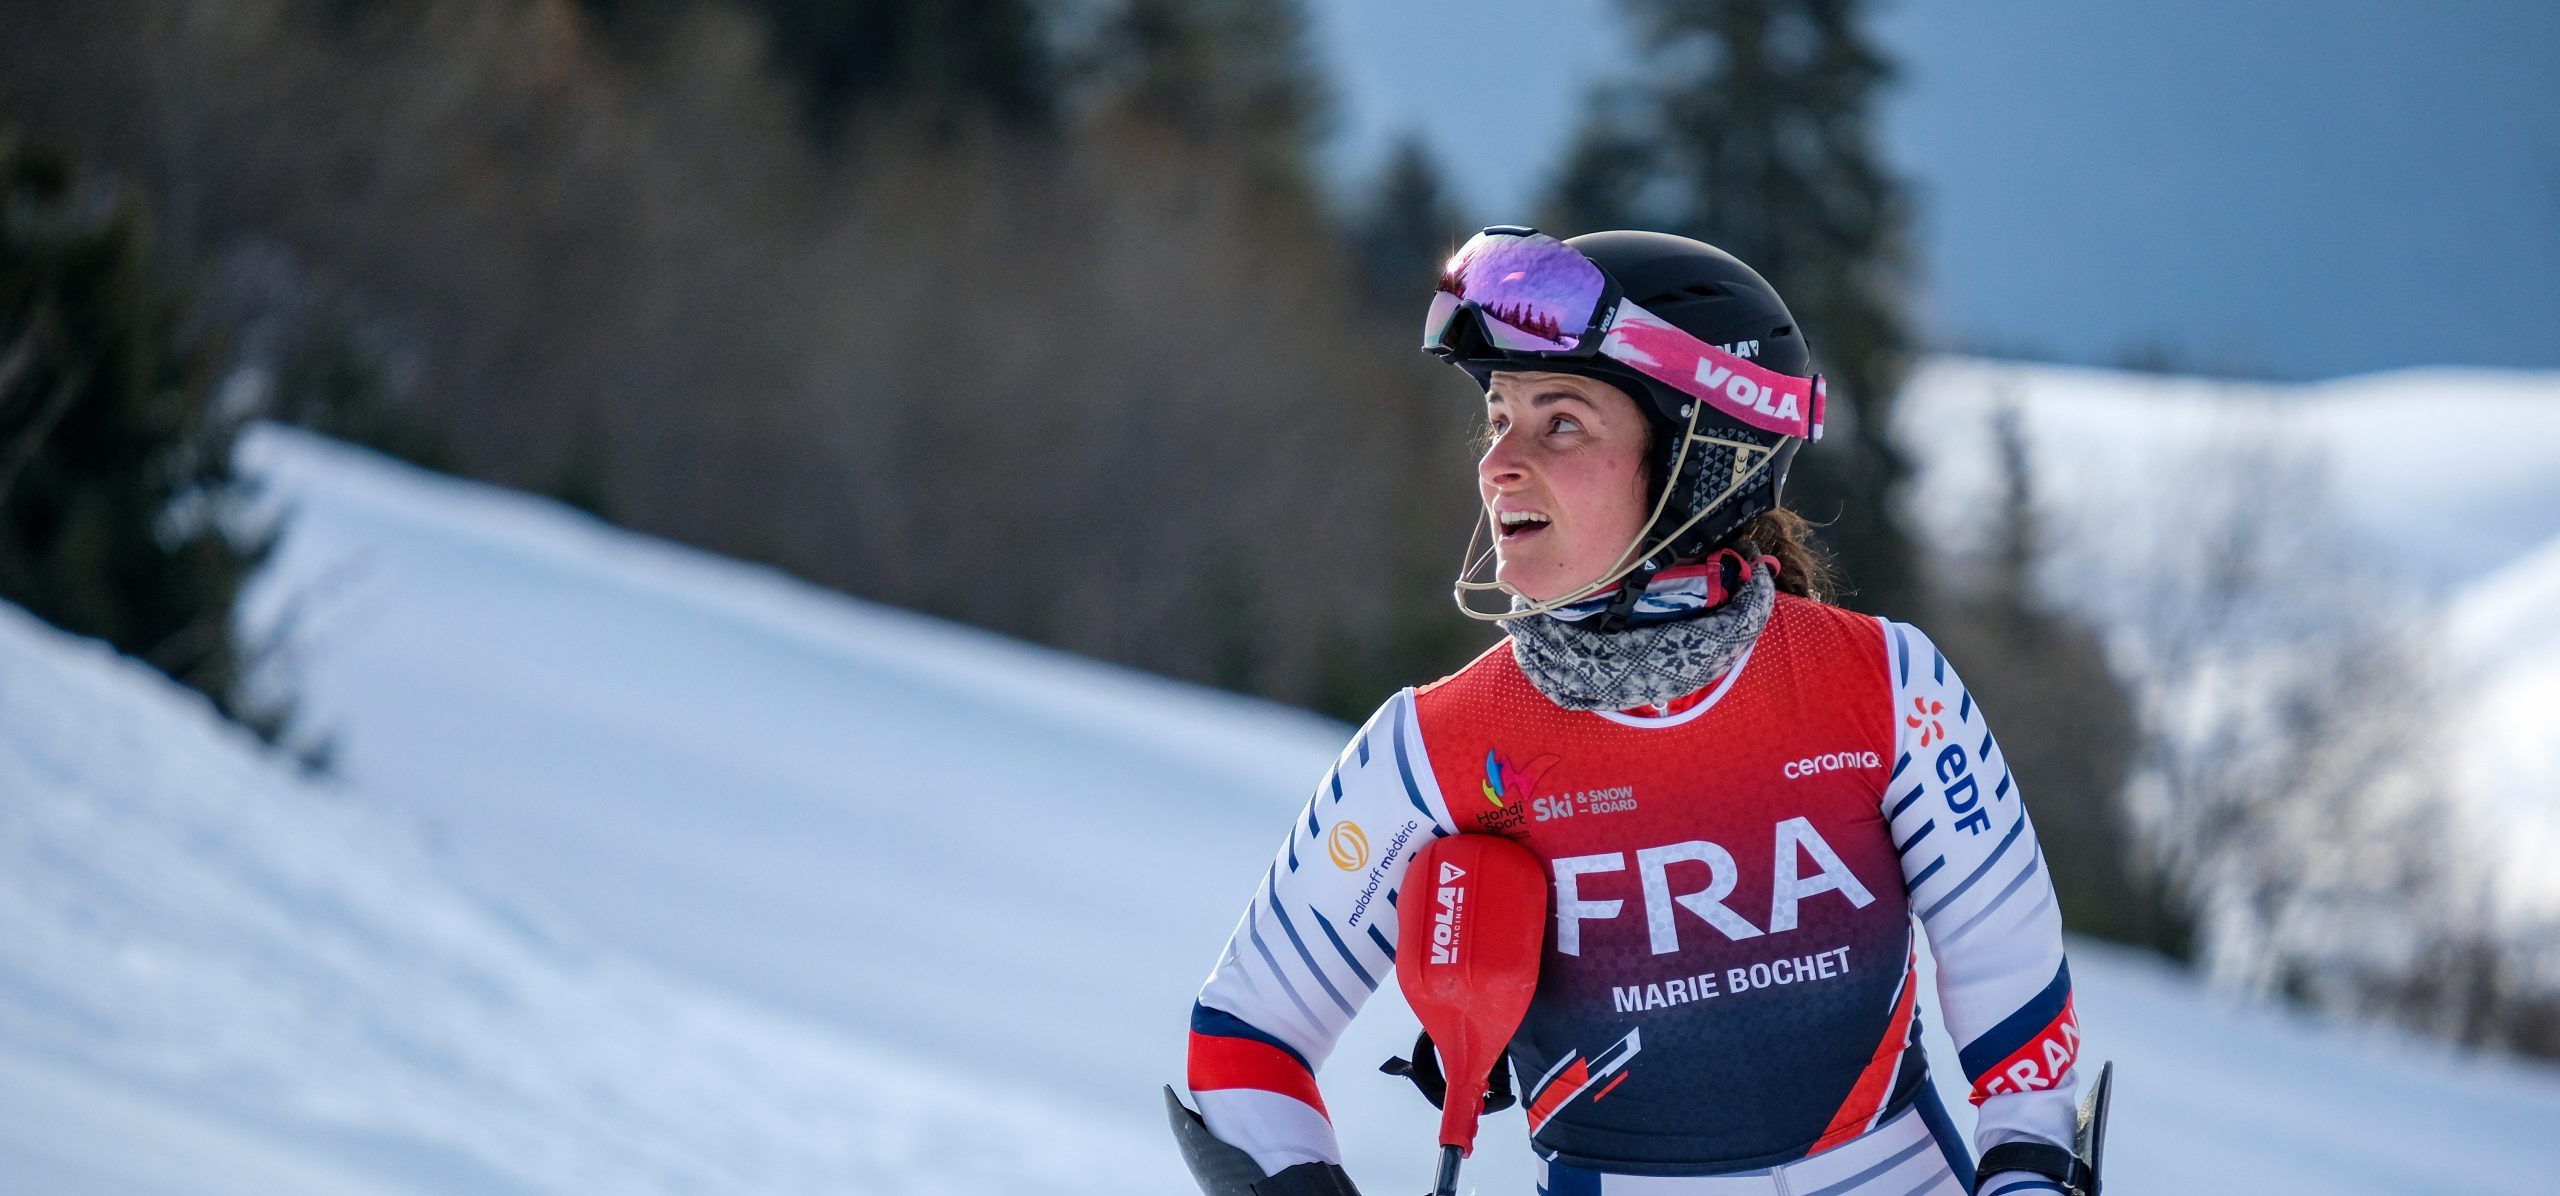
[1620,372,1797,563]
[1662,427,1796,561]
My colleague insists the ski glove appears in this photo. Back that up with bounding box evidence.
[1253,1162,1363,1196]
[1165,1086,1363,1196]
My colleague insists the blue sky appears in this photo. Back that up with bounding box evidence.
[1308,0,2560,379]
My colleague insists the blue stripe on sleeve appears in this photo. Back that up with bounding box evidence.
[1895,820,1936,857]
[1995,771,2012,800]
[1978,730,1995,760]
[1246,908,1324,1032]
[1890,751,1911,780]
[1366,923,1395,960]
[1958,959,2074,1080]
[1265,870,1356,1017]
[1357,731,1372,766]
[1894,624,1911,683]
[1309,906,1380,992]
[1958,690,1974,722]
[1191,1001,1313,1072]
[1932,648,1946,683]
[1942,846,2047,945]
[1889,784,1926,819]
[1920,814,2028,920]
[1906,855,1946,890]
[1390,700,1436,822]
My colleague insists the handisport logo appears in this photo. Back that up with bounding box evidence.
[1328,820,1370,871]
[1481,749,1560,809]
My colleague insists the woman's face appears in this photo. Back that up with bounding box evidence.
[1478,370,1655,603]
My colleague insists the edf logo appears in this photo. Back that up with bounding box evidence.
[1936,744,1993,835]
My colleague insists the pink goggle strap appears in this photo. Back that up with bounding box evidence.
[1597,300,1825,441]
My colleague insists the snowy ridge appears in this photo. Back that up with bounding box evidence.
[1899,359,2560,594]
[1898,358,2560,912]
[2448,534,2560,910]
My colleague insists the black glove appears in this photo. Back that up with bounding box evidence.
[1378,1029,1517,1113]
[1253,1161,1363,1196]
[1166,1086,1365,1196]
[1974,1142,2093,1196]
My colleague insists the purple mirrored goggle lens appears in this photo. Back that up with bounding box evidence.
[1424,229,1827,442]
[1422,232,1607,353]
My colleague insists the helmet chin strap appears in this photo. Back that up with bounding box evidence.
[1453,401,1779,624]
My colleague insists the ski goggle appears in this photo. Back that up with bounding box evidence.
[1422,227,1825,441]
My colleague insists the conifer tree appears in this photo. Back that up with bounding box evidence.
[1546,0,1917,617]
[1083,0,1331,191]
[737,0,1058,139]
[0,125,280,738]
[1928,402,2187,953]
[1353,134,1460,303]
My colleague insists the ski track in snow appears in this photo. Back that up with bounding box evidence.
[4,377,2559,1193]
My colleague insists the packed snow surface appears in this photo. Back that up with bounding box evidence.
[4,402,2558,1194]
[0,598,1151,1195]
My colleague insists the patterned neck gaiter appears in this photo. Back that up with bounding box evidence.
[1505,560,1777,713]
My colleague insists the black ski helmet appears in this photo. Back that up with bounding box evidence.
[1432,229,1813,569]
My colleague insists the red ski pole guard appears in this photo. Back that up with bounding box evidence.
[1395,834,1548,1157]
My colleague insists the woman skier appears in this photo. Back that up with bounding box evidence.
[1173,229,2090,1196]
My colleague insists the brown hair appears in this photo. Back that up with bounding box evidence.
[1628,408,1835,601]
[1724,506,1834,601]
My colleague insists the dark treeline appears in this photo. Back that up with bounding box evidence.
[0,0,1958,727]
[2,0,2186,958]
[0,0,1963,721]
[0,0,1493,717]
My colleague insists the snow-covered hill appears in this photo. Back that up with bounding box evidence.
[5,409,2560,1194]
[2446,533,2560,908]
[1899,359,2560,912]
[1898,361,2560,594]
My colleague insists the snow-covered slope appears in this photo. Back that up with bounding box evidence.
[0,600,1152,1195]
[2447,534,2560,910]
[1898,361,2560,594]
[7,417,2560,1193]
[234,423,1357,1106]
